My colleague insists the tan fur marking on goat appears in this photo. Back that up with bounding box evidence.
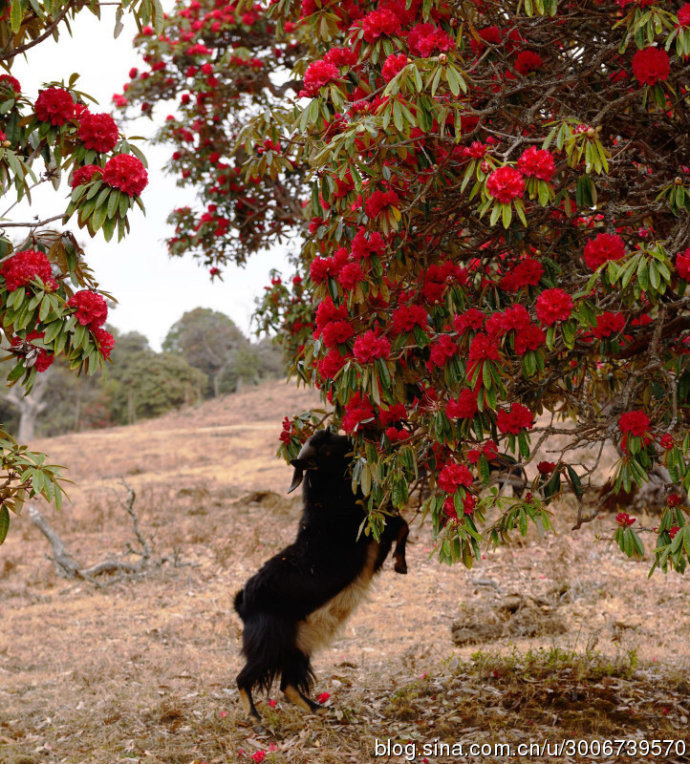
[296,541,379,655]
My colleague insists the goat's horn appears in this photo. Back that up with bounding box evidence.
[287,439,319,494]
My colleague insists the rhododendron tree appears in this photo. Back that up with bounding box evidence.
[124,0,690,573]
[0,0,160,542]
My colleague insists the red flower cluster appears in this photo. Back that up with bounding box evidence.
[337,261,365,290]
[35,87,75,126]
[631,46,670,86]
[679,4,690,26]
[496,402,534,434]
[618,409,650,436]
[514,324,545,355]
[68,290,108,327]
[676,248,690,279]
[324,47,357,67]
[485,304,531,338]
[71,164,102,189]
[514,50,543,75]
[468,333,499,361]
[428,334,458,367]
[78,112,119,153]
[102,153,148,196]
[391,303,427,334]
[583,232,626,270]
[659,433,675,450]
[438,462,474,492]
[406,22,454,58]
[321,319,354,347]
[1,249,55,292]
[365,188,399,218]
[318,348,347,379]
[535,288,573,325]
[353,330,391,363]
[300,59,340,97]
[446,389,477,419]
[382,54,408,82]
[351,227,386,259]
[616,512,636,527]
[453,308,484,334]
[92,326,115,360]
[486,166,524,204]
[517,147,555,181]
[11,331,54,372]
[0,74,21,93]
[361,8,402,42]
[443,493,476,520]
[592,311,626,339]
[422,261,467,302]
[537,461,556,474]
[342,392,376,432]
[499,258,544,291]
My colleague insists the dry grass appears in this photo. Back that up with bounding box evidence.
[1,380,689,763]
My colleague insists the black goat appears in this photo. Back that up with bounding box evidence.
[234,429,409,720]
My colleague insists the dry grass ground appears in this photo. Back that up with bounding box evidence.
[1,380,689,763]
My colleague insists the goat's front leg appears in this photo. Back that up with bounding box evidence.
[392,518,409,574]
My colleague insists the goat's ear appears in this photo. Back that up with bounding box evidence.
[287,459,307,494]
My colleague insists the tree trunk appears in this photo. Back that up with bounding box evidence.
[3,368,51,441]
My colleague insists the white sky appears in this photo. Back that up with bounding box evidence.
[9,8,293,350]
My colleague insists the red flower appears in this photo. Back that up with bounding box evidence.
[616,512,636,527]
[321,320,354,347]
[668,494,682,508]
[669,525,680,539]
[300,59,340,98]
[482,440,499,460]
[0,74,21,93]
[337,261,365,290]
[618,410,650,436]
[438,462,474,492]
[514,50,543,75]
[486,166,525,204]
[659,433,675,450]
[676,248,690,279]
[324,47,357,67]
[513,323,545,355]
[77,112,119,153]
[365,188,399,218]
[342,392,376,433]
[535,288,573,325]
[406,22,455,58]
[517,146,555,181]
[496,402,534,434]
[380,404,407,425]
[679,4,690,26]
[468,333,499,361]
[361,8,402,42]
[453,308,485,334]
[317,348,348,378]
[1,249,54,292]
[446,389,478,419]
[317,692,331,704]
[351,227,386,259]
[35,87,75,125]
[428,334,458,367]
[315,297,347,329]
[92,326,115,360]
[68,290,108,328]
[631,47,670,86]
[583,232,626,270]
[382,53,408,82]
[499,258,544,291]
[11,331,53,372]
[592,311,626,339]
[391,303,427,334]
[70,164,102,189]
[537,461,555,474]
[353,331,391,363]
[102,153,148,196]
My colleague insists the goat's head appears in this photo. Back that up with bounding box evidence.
[287,429,352,493]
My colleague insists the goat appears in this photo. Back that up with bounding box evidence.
[234,429,409,720]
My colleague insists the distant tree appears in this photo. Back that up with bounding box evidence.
[162,307,247,396]
[115,352,206,420]
[216,337,286,394]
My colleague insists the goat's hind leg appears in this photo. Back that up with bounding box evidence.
[236,667,262,721]
[280,650,326,715]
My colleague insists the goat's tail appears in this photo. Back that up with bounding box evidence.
[237,613,314,695]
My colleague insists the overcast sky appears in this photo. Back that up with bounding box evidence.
[9,7,292,350]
